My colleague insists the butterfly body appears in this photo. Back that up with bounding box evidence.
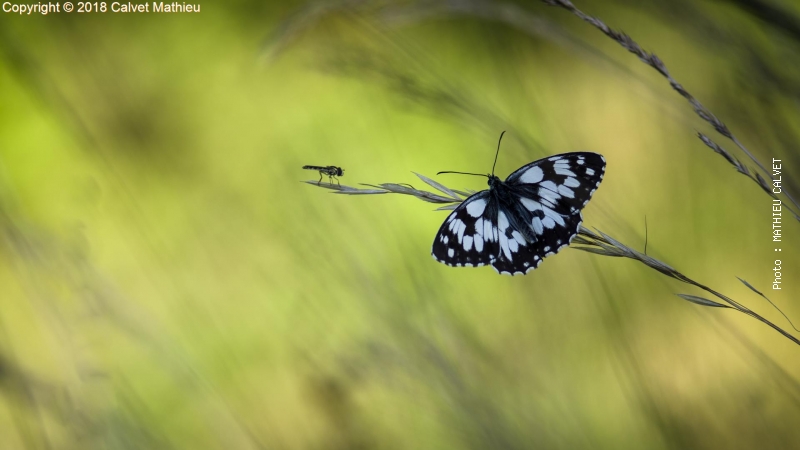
[432,152,605,275]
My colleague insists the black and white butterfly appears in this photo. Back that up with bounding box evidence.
[432,132,606,275]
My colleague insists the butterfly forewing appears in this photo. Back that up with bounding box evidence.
[432,152,606,275]
[506,152,605,215]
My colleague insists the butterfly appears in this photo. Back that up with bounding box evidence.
[303,165,344,185]
[432,132,606,275]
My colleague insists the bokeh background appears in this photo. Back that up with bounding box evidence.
[1,0,799,448]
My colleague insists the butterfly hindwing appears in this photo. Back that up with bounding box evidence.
[490,203,584,275]
[431,192,498,268]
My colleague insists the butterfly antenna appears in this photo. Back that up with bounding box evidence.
[436,171,488,178]
[491,131,506,176]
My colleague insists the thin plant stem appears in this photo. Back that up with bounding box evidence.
[541,0,800,219]
[305,175,800,347]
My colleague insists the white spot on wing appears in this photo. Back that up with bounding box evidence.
[557,185,575,198]
[512,231,526,247]
[519,166,544,184]
[532,217,544,235]
[466,198,487,217]
[540,196,556,209]
[463,235,473,251]
[474,235,484,252]
[457,221,466,243]
[538,181,561,203]
[542,207,565,226]
[563,177,580,188]
[540,180,558,192]
[542,217,556,229]
[499,233,512,260]
[484,220,494,242]
[555,168,576,177]
[497,211,512,259]
[498,211,509,230]
[586,168,595,176]
[448,248,454,258]
[508,237,519,253]
[520,197,542,212]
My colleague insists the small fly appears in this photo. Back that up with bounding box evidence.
[303,165,344,185]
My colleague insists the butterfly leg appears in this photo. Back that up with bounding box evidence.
[317,173,323,185]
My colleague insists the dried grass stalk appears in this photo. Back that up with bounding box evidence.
[542,0,800,220]
[306,175,800,347]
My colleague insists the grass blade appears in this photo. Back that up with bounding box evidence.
[677,294,731,309]
[413,172,462,201]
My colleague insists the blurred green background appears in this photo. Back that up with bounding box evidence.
[1,0,799,448]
